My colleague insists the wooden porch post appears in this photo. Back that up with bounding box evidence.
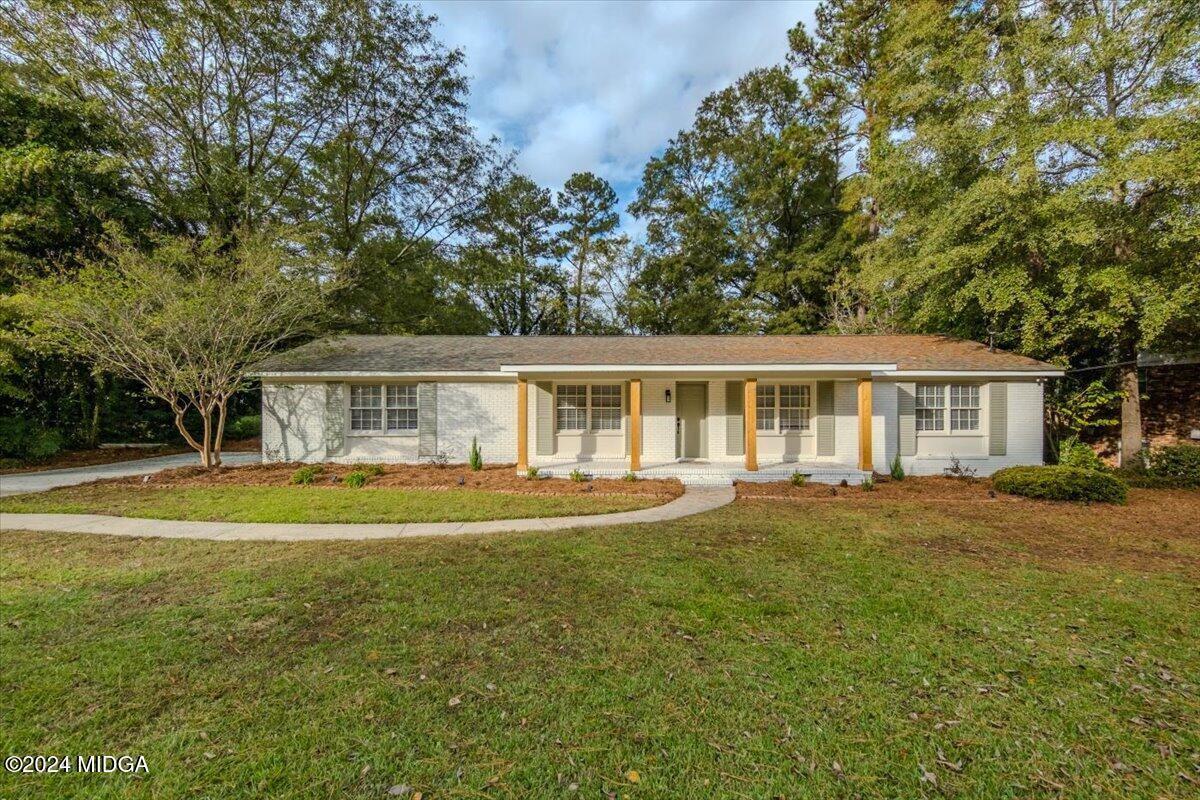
[857,378,873,472]
[516,378,528,472]
[744,378,758,471]
[629,378,642,472]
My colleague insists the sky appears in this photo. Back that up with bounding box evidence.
[423,0,818,238]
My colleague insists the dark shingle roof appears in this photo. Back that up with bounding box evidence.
[252,335,1059,374]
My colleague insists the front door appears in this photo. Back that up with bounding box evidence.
[676,383,707,459]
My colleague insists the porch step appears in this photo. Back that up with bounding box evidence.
[533,465,870,487]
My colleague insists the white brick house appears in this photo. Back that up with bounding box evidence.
[252,335,1062,484]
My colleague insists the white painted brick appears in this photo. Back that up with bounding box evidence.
[437,382,517,463]
[642,379,675,461]
[834,380,859,465]
[261,382,327,462]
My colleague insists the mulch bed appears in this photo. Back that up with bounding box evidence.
[0,438,261,476]
[117,462,684,500]
[735,475,1015,502]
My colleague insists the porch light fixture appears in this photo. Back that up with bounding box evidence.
[665,388,672,403]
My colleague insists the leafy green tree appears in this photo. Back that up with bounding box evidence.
[462,175,567,335]
[864,0,1200,463]
[557,172,620,333]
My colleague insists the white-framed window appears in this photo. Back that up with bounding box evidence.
[756,383,812,433]
[779,384,811,432]
[590,384,622,431]
[556,384,623,432]
[915,384,945,432]
[756,383,776,431]
[916,384,981,433]
[350,383,417,433]
[950,384,980,431]
[556,384,588,431]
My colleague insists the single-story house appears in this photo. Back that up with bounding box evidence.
[251,335,1063,484]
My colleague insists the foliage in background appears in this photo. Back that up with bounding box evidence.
[1056,436,1107,472]
[0,415,61,461]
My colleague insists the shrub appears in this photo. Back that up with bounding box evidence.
[944,456,977,479]
[290,465,324,485]
[362,464,385,477]
[525,466,540,480]
[0,417,64,461]
[343,470,369,488]
[468,436,483,471]
[992,465,1127,505]
[569,468,587,482]
[861,475,875,491]
[790,471,807,487]
[1057,436,1106,471]
[1147,443,1200,486]
[622,471,638,482]
[889,453,905,481]
[227,414,261,440]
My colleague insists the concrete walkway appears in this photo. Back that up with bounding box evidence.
[0,452,259,497]
[0,485,735,541]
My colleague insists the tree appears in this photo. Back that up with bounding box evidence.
[462,175,566,335]
[33,230,326,467]
[557,172,620,333]
[2,0,500,255]
[864,0,1200,464]
[628,66,853,333]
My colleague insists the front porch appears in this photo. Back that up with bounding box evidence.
[530,457,869,486]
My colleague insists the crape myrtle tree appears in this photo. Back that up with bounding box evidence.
[34,230,327,467]
[863,0,1200,463]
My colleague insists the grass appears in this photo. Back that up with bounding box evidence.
[0,484,660,523]
[2,494,1199,798]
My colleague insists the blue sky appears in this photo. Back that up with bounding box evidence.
[423,0,818,238]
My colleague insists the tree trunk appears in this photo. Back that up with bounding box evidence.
[212,397,229,468]
[1119,361,1142,467]
[171,401,207,467]
[87,374,104,448]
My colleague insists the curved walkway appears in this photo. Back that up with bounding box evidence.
[0,485,735,542]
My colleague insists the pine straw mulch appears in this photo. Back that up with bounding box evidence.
[113,462,684,500]
[736,475,1015,503]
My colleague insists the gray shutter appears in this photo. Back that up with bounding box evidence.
[725,380,744,456]
[418,382,437,457]
[817,381,835,456]
[324,383,345,458]
[535,381,554,456]
[897,382,916,457]
[989,382,1007,455]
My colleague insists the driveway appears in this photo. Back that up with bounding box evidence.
[0,452,260,497]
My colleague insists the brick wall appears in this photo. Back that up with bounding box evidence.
[1143,364,1200,447]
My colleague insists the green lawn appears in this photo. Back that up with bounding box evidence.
[0,485,659,523]
[2,496,1198,799]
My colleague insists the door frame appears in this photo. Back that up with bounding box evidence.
[675,381,708,460]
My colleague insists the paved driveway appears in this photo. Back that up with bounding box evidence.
[0,452,259,497]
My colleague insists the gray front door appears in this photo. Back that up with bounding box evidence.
[677,383,707,459]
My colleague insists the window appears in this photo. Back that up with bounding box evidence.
[350,385,383,432]
[590,384,622,431]
[949,384,980,431]
[915,384,945,432]
[556,384,588,431]
[916,384,981,433]
[779,384,811,432]
[756,384,776,431]
[386,384,418,432]
[351,384,417,433]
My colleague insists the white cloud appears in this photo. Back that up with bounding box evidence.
[423,0,816,236]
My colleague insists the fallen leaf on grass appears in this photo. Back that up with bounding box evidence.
[626,769,640,783]
[448,695,462,707]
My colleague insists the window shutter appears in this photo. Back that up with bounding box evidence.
[324,383,346,458]
[535,381,554,456]
[897,382,916,457]
[725,381,744,456]
[989,382,1007,455]
[816,381,835,456]
[418,382,437,457]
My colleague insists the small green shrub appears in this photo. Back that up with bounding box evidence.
[361,464,385,477]
[525,466,540,480]
[1057,436,1106,471]
[0,417,64,461]
[622,471,638,482]
[290,465,324,485]
[1147,443,1200,486]
[468,436,483,471]
[569,468,587,482]
[343,470,369,488]
[227,414,261,440]
[790,471,807,487]
[992,465,1127,505]
[889,453,905,481]
[861,475,875,491]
